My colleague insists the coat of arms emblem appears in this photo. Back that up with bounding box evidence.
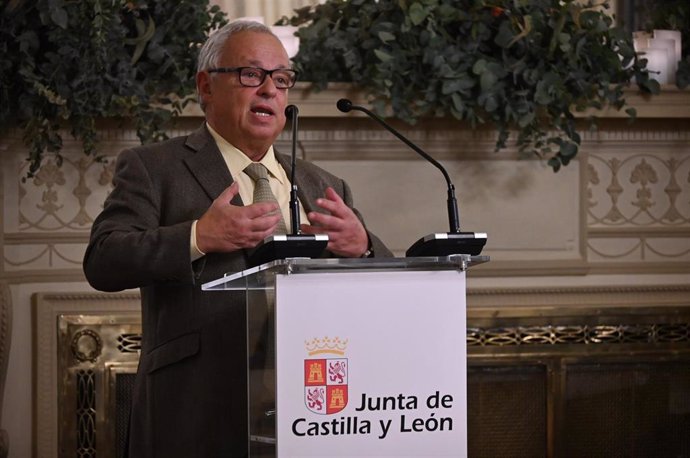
[304,337,348,414]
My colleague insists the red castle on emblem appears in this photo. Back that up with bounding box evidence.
[304,337,348,415]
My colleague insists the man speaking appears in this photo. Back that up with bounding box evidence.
[84,20,391,457]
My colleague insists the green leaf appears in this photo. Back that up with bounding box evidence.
[472,59,487,75]
[50,7,68,29]
[484,95,498,112]
[451,93,464,114]
[480,71,497,91]
[408,3,427,26]
[548,157,562,172]
[535,86,551,105]
[378,31,396,42]
[494,21,514,48]
[560,141,578,158]
[374,49,393,62]
[642,78,661,94]
[518,112,535,128]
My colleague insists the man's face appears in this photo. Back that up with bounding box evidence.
[198,31,290,160]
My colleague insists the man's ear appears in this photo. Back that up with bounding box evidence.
[196,71,212,102]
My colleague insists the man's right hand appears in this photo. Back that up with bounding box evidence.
[195,182,281,253]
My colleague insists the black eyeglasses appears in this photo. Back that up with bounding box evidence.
[207,66,298,89]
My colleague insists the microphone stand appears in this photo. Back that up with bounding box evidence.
[336,99,487,257]
[288,105,301,234]
[247,105,329,267]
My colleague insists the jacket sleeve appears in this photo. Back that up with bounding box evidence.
[83,148,195,292]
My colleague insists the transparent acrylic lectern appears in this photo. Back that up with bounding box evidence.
[202,254,488,457]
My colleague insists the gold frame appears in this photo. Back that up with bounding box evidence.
[50,299,690,457]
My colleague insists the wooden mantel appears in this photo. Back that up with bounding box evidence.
[180,83,690,119]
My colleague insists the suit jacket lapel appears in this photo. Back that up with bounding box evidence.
[184,125,243,206]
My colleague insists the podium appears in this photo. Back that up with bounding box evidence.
[202,255,488,457]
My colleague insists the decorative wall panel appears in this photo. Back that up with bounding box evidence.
[585,122,690,272]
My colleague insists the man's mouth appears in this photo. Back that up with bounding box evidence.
[251,106,274,117]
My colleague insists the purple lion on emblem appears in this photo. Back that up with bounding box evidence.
[307,387,325,410]
[328,360,347,384]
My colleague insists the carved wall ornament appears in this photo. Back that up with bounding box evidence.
[588,153,690,226]
[117,333,141,354]
[586,148,690,266]
[70,329,103,363]
[19,156,113,232]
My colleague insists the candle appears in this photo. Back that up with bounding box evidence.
[654,30,682,75]
[641,46,671,84]
[647,37,676,84]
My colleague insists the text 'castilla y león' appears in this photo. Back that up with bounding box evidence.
[291,391,455,440]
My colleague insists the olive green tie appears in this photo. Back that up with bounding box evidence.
[244,162,288,234]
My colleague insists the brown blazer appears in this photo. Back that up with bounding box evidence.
[83,124,391,457]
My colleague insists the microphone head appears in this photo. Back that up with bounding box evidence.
[336,98,353,113]
[285,104,298,117]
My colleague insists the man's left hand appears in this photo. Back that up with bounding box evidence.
[300,187,369,258]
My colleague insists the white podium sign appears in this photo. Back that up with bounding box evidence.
[275,270,467,457]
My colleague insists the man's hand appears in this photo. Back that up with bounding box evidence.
[300,187,369,257]
[196,182,282,253]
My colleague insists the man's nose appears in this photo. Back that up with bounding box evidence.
[257,75,278,96]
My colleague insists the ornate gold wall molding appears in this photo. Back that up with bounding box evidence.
[468,284,690,309]
[33,291,140,458]
[38,289,690,457]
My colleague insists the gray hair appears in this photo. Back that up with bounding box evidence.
[196,21,279,109]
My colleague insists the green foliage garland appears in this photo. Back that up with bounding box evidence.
[280,0,660,171]
[0,0,226,176]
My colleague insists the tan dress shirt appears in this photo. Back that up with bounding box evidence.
[190,124,310,260]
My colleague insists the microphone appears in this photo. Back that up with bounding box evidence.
[285,104,301,234]
[336,98,487,257]
[247,104,329,267]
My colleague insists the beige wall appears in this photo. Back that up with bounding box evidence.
[2,84,690,457]
[211,0,323,23]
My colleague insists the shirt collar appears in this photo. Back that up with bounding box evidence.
[206,123,285,184]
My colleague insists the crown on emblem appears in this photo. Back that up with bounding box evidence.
[305,336,348,356]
